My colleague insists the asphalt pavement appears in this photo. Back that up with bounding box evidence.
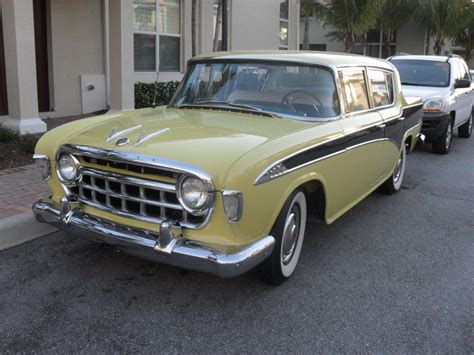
[1,134,473,353]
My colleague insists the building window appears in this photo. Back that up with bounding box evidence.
[133,0,181,72]
[353,29,396,59]
[279,0,289,49]
[299,44,327,51]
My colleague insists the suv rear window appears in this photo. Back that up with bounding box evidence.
[391,60,450,87]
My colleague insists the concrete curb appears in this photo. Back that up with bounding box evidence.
[0,211,58,251]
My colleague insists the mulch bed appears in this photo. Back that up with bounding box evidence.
[0,110,107,171]
[0,139,38,170]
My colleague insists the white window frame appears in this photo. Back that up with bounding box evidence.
[354,29,397,58]
[133,0,183,73]
[279,0,290,50]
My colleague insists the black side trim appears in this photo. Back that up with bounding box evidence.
[256,103,423,185]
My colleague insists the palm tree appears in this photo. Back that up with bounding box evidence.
[319,0,381,53]
[300,0,323,50]
[418,0,467,55]
[377,0,414,57]
[453,3,474,62]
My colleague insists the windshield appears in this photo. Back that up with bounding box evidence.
[391,60,450,87]
[170,61,341,120]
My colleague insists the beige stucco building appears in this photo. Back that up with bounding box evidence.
[0,0,300,134]
[300,16,472,66]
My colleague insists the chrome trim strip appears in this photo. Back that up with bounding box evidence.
[106,125,143,142]
[255,138,391,185]
[59,144,214,185]
[135,128,170,146]
[345,138,388,151]
[255,133,346,185]
[33,199,275,278]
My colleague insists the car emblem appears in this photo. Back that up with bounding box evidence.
[116,137,129,146]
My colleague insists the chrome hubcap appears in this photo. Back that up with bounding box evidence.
[446,123,452,149]
[393,151,404,183]
[469,116,472,133]
[281,206,300,265]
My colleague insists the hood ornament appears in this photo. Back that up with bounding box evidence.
[106,125,142,143]
[116,137,129,146]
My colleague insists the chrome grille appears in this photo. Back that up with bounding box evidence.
[81,156,179,179]
[68,166,206,228]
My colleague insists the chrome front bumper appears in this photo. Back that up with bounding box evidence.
[32,198,275,278]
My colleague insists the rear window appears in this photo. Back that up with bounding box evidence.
[368,70,394,107]
[391,60,450,87]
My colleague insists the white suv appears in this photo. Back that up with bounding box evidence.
[389,55,473,154]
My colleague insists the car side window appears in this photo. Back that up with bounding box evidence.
[368,69,393,107]
[457,61,470,80]
[452,61,462,82]
[339,69,370,113]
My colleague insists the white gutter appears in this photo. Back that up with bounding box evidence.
[104,0,110,108]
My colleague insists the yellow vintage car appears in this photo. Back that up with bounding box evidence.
[33,52,422,284]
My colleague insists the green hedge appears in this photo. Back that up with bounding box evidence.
[135,81,180,109]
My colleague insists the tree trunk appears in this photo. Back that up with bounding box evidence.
[213,0,222,52]
[191,0,198,57]
[433,39,443,56]
[302,14,310,50]
[384,30,392,58]
[344,32,354,53]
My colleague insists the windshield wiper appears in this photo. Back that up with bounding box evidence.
[401,82,420,86]
[177,100,282,118]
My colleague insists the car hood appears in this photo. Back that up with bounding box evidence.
[401,85,451,101]
[60,107,315,186]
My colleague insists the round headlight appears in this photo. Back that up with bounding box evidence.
[177,175,212,214]
[57,154,79,182]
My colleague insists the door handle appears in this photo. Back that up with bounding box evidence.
[376,124,386,130]
[397,116,406,122]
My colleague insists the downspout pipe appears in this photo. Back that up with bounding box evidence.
[104,0,110,109]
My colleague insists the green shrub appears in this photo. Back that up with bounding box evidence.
[19,134,39,154]
[135,81,180,109]
[0,126,20,143]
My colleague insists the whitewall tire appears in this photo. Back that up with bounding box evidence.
[260,190,307,284]
[382,143,406,194]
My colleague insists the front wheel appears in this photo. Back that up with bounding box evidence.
[382,143,406,194]
[458,113,472,138]
[260,190,307,285]
[432,119,453,154]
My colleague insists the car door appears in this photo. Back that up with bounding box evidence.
[452,60,472,126]
[457,60,474,123]
[338,67,386,203]
[366,68,403,174]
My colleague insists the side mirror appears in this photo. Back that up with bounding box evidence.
[454,79,471,89]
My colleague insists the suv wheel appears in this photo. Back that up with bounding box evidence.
[432,119,453,154]
[458,113,472,138]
